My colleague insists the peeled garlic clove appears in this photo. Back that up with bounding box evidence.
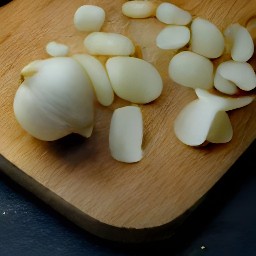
[84,32,135,56]
[156,2,192,25]
[190,17,225,58]
[122,1,157,18]
[14,57,94,141]
[109,106,143,163]
[214,71,239,95]
[206,111,233,143]
[73,54,114,106]
[156,25,190,50]
[106,56,163,104]
[46,41,69,57]
[224,23,254,62]
[195,88,254,111]
[174,100,217,146]
[74,5,105,32]
[217,60,256,91]
[168,51,214,89]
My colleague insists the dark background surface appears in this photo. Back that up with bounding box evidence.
[0,141,255,256]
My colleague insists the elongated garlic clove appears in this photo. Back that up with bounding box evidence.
[224,23,254,62]
[74,5,105,32]
[14,57,94,141]
[46,41,69,57]
[174,100,218,146]
[216,60,256,91]
[214,72,239,95]
[195,88,254,111]
[109,106,143,163]
[122,1,157,18]
[84,32,135,56]
[72,54,114,106]
[168,51,214,89]
[206,111,233,143]
[190,17,225,58]
[156,25,190,50]
[106,56,163,104]
[156,2,192,25]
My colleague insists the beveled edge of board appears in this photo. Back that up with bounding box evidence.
[0,153,210,243]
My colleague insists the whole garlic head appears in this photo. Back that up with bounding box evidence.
[14,57,94,141]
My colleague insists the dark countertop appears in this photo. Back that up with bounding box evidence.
[0,141,255,256]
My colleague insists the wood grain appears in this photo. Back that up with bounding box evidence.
[0,0,255,242]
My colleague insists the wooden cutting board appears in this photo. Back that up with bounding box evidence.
[0,0,255,242]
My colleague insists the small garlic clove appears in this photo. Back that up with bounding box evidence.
[195,88,254,111]
[214,71,239,95]
[74,5,105,32]
[168,51,214,89]
[156,2,192,25]
[224,23,254,62]
[46,41,69,57]
[84,32,135,56]
[156,25,190,50]
[174,100,217,146]
[109,106,143,163]
[106,56,163,104]
[217,60,256,91]
[122,1,157,18]
[190,17,225,59]
[206,111,233,143]
[14,57,94,141]
[21,60,41,78]
[73,54,114,106]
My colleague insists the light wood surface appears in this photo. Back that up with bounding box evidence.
[0,0,255,242]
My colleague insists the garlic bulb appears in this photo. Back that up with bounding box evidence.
[14,57,94,141]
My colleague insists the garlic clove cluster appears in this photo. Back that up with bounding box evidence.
[14,57,95,141]
[174,89,254,146]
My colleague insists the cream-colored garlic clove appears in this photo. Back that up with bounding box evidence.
[106,56,163,104]
[156,2,192,25]
[224,23,254,62]
[174,100,218,146]
[216,60,256,91]
[84,32,135,56]
[74,5,105,32]
[14,57,94,141]
[214,71,239,95]
[122,1,157,18]
[195,88,254,111]
[46,41,69,57]
[168,51,214,89]
[109,106,143,163]
[206,111,233,143]
[190,17,225,59]
[72,54,114,106]
[156,25,190,50]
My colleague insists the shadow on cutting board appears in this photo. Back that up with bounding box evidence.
[0,141,255,255]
